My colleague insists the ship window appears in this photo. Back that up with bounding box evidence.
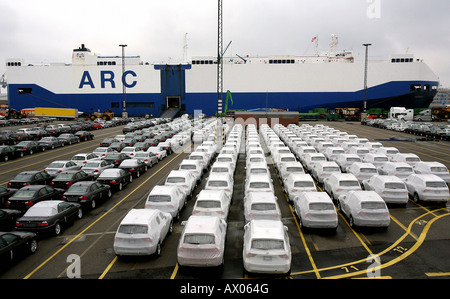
[424,85,430,92]
[18,88,32,94]
[410,85,421,92]
[111,102,119,108]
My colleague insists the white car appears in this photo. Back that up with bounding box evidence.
[145,185,187,220]
[113,209,172,256]
[362,153,389,169]
[375,147,400,160]
[81,159,114,177]
[45,160,81,176]
[341,141,359,153]
[378,162,414,180]
[210,161,234,177]
[246,153,266,165]
[323,147,346,162]
[337,191,390,228]
[363,142,384,153]
[164,170,198,197]
[362,175,409,205]
[121,147,141,158]
[404,174,450,204]
[301,153,327,172]
[92,147,116,159]
[244,192,281,223]
[294,146,316,162]
[147,146,167,161]
[311,161,341,184]
[293,192,338,229]
[278,161,305,182]
[204,172,234,200]
[323,173,362,201]
[245,162,270,179]
[283,173,317,202]
[335,154,362,172]
[245,174,274,196]
[243,219,291,274]
[177,216,227,267]
[178,159,203,184]
[71,153,101,167]
[348,147,370,160]
[274,153,297,171]
[346,162,378,184]
[413,161,450,184]
[390,153,421,166]
[216,153,237,172]
[192,189,231,220]
[188,151,211,172]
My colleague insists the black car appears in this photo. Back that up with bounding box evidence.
[45,125,62,136]
[0,231,38,268]
[134,142,151,151]
[50,170,95,189]
[122,138,136,146]
[38,136,64,149]
[15,200,82,235]
[0,186,18,208]
[75,130,94,141]
[0,145,24,161]
[62,181,112,209]
[29,127,49,140]
[108,142,126,152]
[100,138,119,147]
[14,140,46,155]
[0,209,21,231]
[118,159,148,178]
[5,185,65,212]
[8,131,32,144]
[8,170,53,189]
[104,152,131,167]
[96,168,132,191]
[57,133,80,145]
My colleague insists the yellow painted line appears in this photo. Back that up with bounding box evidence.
[425,272,450,277]
[170,263,179,279]
[23,147,187,279]
[99,256,118,279]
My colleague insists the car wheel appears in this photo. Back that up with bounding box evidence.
[337,201,342,212]
[4,155,8,162]
[349,216,356,228]
[136,171,140,178]
[118,182,123,191]
[107,190,112,198]
[413,193,420,203]
[54,223,62,235]
[169,221,173,234]
[42,147,45,152]
[129,176,133,183]
[19,151,24,157]
[77,208,83,219]
[91,199,96,209]
[144,166,148,172]
[29,239,38,254]
[29,149,33,155]
[51,145,55,149]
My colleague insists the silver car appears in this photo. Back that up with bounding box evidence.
[81,160,114,177]
[134,151,158,167]
[45,160,81,176]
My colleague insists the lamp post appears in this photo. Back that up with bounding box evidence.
[362,43,372,112]
[119,44,128,119]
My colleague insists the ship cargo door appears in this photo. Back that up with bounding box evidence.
[155,64,191,117]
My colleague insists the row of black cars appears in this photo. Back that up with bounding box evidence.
[0,117,185,270]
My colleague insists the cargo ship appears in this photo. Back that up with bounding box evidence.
[5,38,439,117]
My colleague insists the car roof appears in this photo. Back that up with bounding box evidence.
[300,191,332,202]
[120,209,159,225]
[31,200,65,208]
[184,215,221,233]
[19,185,48,190]
[289,173,314,180]
[348,191,384,202]
[372,175,404,182]
[408,174,445,181]
[248,220,284,239]
[150,185,179,194]
[246,191,277,202]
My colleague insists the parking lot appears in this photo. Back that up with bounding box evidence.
[0,119,449,280]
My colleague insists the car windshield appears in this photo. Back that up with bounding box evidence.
[148,195,171,202]
[361,202,386,209]
[311,156,326,161]
[12,174,33,181]
[122,148,134,152]
[106,154,120,159]
[339,180,360,187]
[72,156,86,161]
[251,203,276,211]
[13,190,36,198]
[208,180,228,187]
[360,168,377,173]
[48,162,66,168]
[396,167,412,173]
[309,203,334,210]
[67,185,89,193]
[218,157,232,162]
[251,239,284,250]
[323,167,340,172]
[118,224,148,234]
[84,162,101,168]
[181,165,196,170]
[196,200,221,208]
[294,181,315,188]
[211,167,228,173]
[249,182,270,188]
[251,168,268,174]
[406,157,420,162]
[24,207,57,217]
[135,153,147,158]
[385,183,405,189]
[184,233,215,245]
[426,181,447,188]
[430,167,448,173]
[374,157,388,162]
[54,173,75,180]
[287,167,303,172]
[167,177,185,183]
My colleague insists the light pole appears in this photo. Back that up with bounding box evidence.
[119,44,128,118]
[363,43,371,112]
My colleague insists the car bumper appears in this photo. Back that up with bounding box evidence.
[114,244,157,256]
[418,193,450,202]
[244,258,291,274]
[354,217,390,227]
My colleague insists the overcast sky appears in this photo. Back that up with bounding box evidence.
[1,0,449,91]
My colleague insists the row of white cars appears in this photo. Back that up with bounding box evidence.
[272,122,449,229]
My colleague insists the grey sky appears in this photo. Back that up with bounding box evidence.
[1,0,449,90]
